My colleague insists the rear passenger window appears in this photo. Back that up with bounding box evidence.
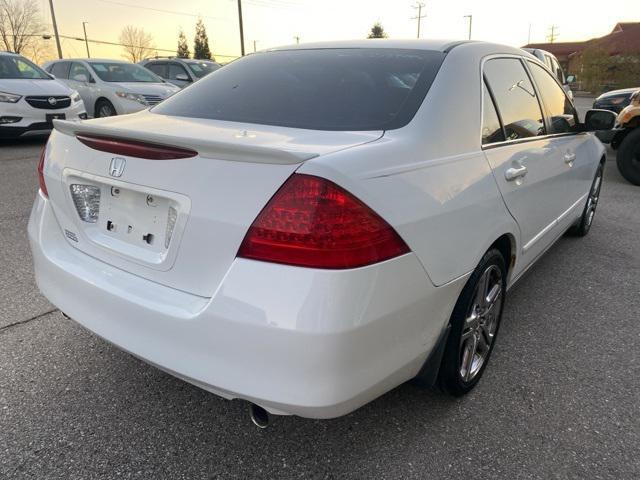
[528,61,578,134]
[50,61,70,79]
[482,82,504,144]
[146,63,167,78]
[484,58,545,140]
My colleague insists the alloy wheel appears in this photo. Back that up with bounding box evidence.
[459,264,503,382]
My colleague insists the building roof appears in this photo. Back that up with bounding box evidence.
[523,22,640,57]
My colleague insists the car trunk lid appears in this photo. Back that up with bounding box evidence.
[44,113,382,297]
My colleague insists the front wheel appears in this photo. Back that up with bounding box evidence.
[616,128,640,186]
[437,249,507,396]
[95,99,117,118]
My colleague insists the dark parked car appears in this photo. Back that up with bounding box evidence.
[139,57,221,88]
[593,87,638,113]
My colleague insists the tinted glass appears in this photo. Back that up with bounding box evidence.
[0,55,50,79]
[550,57,565,84]
[528,61,577,134]
[168,63,189,80]
[153,48,445,131]
[89,62,162,83]
[50,61,70,79]
[69,62,91,81]
[146,63,167,78]
[187,61,219,78]
[484,58,545,140]
[482,82,504,144]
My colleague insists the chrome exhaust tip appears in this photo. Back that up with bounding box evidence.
[249,403,270,429]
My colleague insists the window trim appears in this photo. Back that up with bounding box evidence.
[480,54,585,150]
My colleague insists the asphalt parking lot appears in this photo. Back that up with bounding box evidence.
[1,99,639,479]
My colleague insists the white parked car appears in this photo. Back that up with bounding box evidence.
[29,40,616,425]
[0,52,86,139]
[42,59,180,118]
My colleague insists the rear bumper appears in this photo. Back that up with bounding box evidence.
[28,193,465,418]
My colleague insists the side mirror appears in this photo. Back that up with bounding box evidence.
[566,74,576,84]
[584,109,617,143]
[72,73,89,83]
[175,73,191,82]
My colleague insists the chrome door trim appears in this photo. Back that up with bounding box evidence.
[557,193,588,224]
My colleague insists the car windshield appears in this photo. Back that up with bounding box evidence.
[152,48,445,131]
[187,61,220,78]
[0,55,50,80]
[89,62,162,83]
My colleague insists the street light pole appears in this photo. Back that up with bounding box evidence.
[82,22,90,58]
[47,0,63,59]
[464,14,472,40]
[237,0,245,56]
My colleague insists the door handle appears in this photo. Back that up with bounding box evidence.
[564,153,576,165]
[505,165,528,181]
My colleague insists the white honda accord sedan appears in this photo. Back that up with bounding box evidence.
[29,40,615,424]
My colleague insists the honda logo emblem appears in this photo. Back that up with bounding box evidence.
[109,157,126,177]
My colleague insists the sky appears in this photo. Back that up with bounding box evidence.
[37,0,639,62]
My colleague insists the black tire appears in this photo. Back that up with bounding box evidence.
[437,249,507,396]
[567,162,604,237]
[95,99,117,118]
[616,128,640,186]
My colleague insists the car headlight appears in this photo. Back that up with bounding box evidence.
[0,91,22,103]
[71,91,82,103]
[115,91,147,105]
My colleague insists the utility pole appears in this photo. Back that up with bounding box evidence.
[82,22,90,58]
[294,35,300,44]
[463,14,472,40]
[237,0,245,56]
[547,25,559,43]
[253,40,257,52]
[527,23,532,44]
[47,0,63,59]
[411,2,426,39]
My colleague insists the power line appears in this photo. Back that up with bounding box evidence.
[94,0,224,20]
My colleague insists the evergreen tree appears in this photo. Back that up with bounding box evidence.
[177,29,190,58]
[367,22,388,39]
[193,19,212,60]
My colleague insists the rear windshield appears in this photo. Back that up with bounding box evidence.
[0,55,50,80]
[89,62,162,83]
[152,48,445,131]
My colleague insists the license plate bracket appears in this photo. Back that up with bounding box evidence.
[46,113,66,123]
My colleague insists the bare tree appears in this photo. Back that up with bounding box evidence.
[119,26,155,63]
[0,0,44,54]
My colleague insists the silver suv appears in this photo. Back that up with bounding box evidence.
[139,57,221,88]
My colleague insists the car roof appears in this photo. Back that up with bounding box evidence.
[50,58,132,64]
[266,39,471,53]
[599,87,640,97]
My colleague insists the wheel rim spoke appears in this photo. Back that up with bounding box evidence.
[459,264,503,383]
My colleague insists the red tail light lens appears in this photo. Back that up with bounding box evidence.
[76,135,197,160]
[37,144,48,197]
[238,174,410,269]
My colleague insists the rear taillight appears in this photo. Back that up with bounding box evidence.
[237,174,410,269]
[76,135,197,160]
[37,144,48,197]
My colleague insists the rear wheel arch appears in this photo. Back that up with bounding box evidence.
[489,234,516,276]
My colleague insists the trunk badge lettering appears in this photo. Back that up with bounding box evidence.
[109,157,126,177]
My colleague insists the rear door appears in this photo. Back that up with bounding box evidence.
[68,62,98,112]
[482,57,566,270]
[526,60,596,230]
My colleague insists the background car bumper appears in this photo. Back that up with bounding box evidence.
[0,100,86,137]
[28,193,466,418]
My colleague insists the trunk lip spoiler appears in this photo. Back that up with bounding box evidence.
[53,119,320,165]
